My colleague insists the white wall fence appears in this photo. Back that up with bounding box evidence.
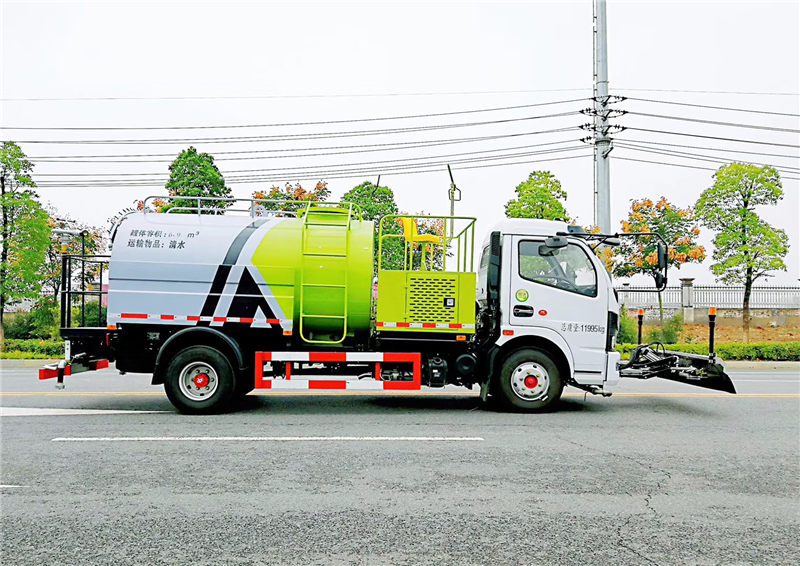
[616,283,800,310]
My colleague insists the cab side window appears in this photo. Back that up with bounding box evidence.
[518,241,597,297]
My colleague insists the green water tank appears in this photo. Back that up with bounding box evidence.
[251,206,374,344]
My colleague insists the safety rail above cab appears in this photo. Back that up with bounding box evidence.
[375,214,477,341]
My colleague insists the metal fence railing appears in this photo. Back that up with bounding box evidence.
[616,286,800,309]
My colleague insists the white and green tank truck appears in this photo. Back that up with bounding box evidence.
[40,196,735,413]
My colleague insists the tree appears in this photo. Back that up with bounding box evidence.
[41,215,107,302]
[695,163,789,341]
[0,141,51,329]
[164,147,231,213]
[613,197,706,322]
[340,181,403,270]
[253,181,330,213]
[504,171,569,221]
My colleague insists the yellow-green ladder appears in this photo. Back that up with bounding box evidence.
[298,205,354,344]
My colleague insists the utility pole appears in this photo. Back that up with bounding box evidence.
[446,165,460,240]
[593,0,612,233]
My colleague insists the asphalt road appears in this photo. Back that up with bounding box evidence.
[1,361,799,565]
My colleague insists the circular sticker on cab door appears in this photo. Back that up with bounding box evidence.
[515,289,529,302]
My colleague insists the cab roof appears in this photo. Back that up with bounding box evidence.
[487,218,571,237]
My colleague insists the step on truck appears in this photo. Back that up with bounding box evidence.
[40,196,735,413]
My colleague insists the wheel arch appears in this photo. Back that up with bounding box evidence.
[152,327,245,385]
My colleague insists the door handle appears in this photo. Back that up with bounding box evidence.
[513,305,534,317]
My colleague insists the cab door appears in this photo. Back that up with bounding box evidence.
[508,237,608,376]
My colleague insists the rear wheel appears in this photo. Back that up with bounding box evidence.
[164,345,237,414]
[495,348,563,412]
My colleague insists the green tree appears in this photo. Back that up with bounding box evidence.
[41,215,107,302]
[253,181,330,213]
[340,181,403,270]
[504,171,569,220]
[1,142,51,330]
[164,147,231,213]
[613,197,706,324]
[695,163,789,341]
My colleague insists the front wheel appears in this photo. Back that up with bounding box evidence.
[164,345,237,414]
[495,348,563,412]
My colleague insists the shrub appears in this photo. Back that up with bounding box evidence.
[644,314,683,344]
[617,307,638,344]
[3,338,64,357]
[617,342,800,361]
[2,300,60,340]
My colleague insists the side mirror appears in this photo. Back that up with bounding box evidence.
[654,271,665,290]
[657,242,668,271]
[544,236,568,249]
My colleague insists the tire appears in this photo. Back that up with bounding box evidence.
[163,345,237,414]
[495,348,564,412]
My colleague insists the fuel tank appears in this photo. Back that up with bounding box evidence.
[107,207,374,343]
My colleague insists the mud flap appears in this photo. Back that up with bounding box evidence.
[618,345,736,394]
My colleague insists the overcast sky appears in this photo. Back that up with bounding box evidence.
[2,0,798,284]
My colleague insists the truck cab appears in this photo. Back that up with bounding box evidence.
[475,220,620,409]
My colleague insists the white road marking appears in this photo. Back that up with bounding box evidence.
[733,379,800,384]
[51,436,485,443]
[0,407,168,417]
[0,485,29,488]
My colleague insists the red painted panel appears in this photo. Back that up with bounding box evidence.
[309,380,347,390]
[309,352,347,362]
[121,313,147,319]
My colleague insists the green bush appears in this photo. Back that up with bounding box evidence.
[0,350,54,359]
[645,314,683,344]
[617,307,639,344]
[617,342,800,361]
[2,338,64,356]
[3,300,60,340]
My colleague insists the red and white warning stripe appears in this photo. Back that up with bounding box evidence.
[108,313,293,328]
[377,321,474,329]
[254,351,421,391]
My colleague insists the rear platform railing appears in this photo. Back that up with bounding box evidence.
[378,214,476,273]
[60,254,110,328]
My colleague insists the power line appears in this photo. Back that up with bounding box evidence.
[615,143,800,173]
[624,127,800,149]
[0,88,592,102]
[13,113,581,145]
[33,152,593,187]
[626,111,800,134]
[614,137,800,161]
[0,99,588,130]
[615,154,800,181]
[614,88,800,96]
[35,146,591,184]
[33,143,588,177]
[29,136,582,164]
[623,96,800,118]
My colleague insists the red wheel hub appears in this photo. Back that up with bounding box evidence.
[193,373,210,388]
[524,376,539,389]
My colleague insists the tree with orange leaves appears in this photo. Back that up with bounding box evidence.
[614,197,705,322]
[253,181,330,213]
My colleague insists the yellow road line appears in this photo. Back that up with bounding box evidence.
[0,391,797,399]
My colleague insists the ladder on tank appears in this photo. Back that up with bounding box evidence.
[298,205,355,344]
